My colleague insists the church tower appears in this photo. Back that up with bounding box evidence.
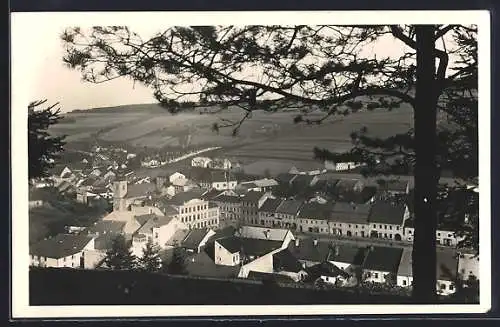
[113,177,128,212]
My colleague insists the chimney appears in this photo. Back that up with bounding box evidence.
[313,239,318,247]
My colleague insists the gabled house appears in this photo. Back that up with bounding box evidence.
[362,246,403,284]
[112,180,158,211]
[214,236,280,267]
[287,238,331,268]
[403,218,465,247]
[210,171,238,191]
[306,261,351,285]
[297,202,332,234]
[368,201,410,241]
[329,202,372,238]
[396,248,459,296]
[30,233,96,269]
[274,199,303,229]
[241,191,271,225]
[179,228,216,253]
[272,248,308,282]
[326,243,368,272]
[236,225,295,249]
[102,205,165,236]
[191,156,213,168]
[212,194,242,227]
[131,214,187,257]
[258,198,283,228]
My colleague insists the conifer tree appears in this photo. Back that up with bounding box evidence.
[62,24,478,303]
[138,239,162,272]
[28,99,66,179]
[104,235,136,270]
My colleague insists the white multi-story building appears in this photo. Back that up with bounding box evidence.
[164,190,220,229]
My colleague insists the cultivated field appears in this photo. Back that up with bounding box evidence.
[51,102,415,174]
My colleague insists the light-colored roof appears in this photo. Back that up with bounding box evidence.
[237,226,292,242]
[135,215,175,235]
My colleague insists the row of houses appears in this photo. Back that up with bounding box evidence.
[200,226,478,296]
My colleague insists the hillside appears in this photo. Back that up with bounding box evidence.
[51,102,417,175]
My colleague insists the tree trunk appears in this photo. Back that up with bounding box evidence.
[412,25,439,303]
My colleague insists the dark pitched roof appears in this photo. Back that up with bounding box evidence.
[275,199,303,215]
[247,271,296,283]
[363,246,403,273]
[126,182,157,198]
[259,198,283,213]
[30,234,94,259]
[214,194,241,204]
[287,238,331,263]
[186,251,240,278]
[169,190,205,205]
[136,215,175,235]
[307,261,350,279]
[273,249,303,273]
[241,191,265,204]
[201,189,224,201]
[182,229,210,250]
[297,202,332,220]
[134,214,156,227]
[94,233,119,251]
[335,179,363,191]
[216,236,282,257]
[330,202,371,224]
[368,201,407,225]
[87,220,126,235]
[326,244,367,265]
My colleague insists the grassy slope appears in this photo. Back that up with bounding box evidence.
[52,103,414,160]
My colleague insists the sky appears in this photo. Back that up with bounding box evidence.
[11,12,477,113]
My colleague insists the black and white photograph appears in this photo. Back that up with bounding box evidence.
[11,10,490,318]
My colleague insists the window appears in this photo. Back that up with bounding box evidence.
[374,272,379,278]
[373,224,376,228]
[449,284,454,291]
[325,277,329,281]
[63,257,66,262]
[349,224,351,228]
[389,226,392,230]
[379,225,382,229]
[355,225,358,228]
[361,226,364,229]
[403,280,407,286]
[437,232,441,236]
[396,226,400,230]
[384,225,387,230]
